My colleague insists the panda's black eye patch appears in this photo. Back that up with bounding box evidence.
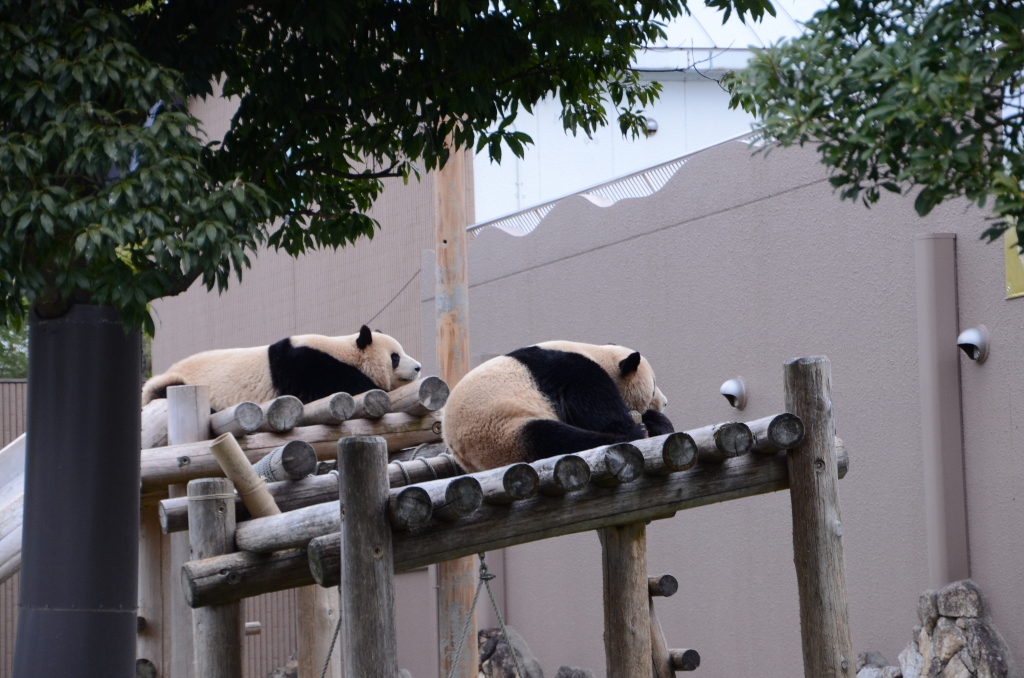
[391,353,400,369]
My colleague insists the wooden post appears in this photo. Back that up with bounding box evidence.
[434,141,476,677]
[783,357,854,678]
[297,584,342,678]
[166,384,210,678]
[338,436,399,677]
[600,522,653,678]
[137,497,167,675]
[187,478,242,678]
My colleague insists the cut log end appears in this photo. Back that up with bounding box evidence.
[648,574,678,598]
[357,390,392,419]
[264,396,303,432]
[539,455,591,495]
[767,412,804,449]
[662,433,698,472]
[390,486,433,530]
[417,376,450,411]
[328,392,356,421]
[441,476,483,519]
[715,422,753,457]
[669,649,700,671]
[502,463,540,501]
[597,444,645,486]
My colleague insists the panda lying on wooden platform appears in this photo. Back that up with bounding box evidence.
[443,341,673,472]
[142,325,421,411]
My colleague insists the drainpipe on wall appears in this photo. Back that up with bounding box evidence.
[914,233,970,588]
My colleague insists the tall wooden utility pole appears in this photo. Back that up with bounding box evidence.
[434,145,477,678]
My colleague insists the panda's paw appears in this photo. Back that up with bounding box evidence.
[641,409,675,437]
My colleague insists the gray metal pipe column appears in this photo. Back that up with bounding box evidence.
[914,233,970,587]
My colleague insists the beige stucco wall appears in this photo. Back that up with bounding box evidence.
[151,131,1023,677]
[439,141,1023,676]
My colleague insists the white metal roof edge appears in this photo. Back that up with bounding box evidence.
[467,132,759,237]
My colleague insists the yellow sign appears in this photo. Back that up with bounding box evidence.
[1005,226,1024,299]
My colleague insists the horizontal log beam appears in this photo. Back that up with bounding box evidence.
[181,441,846,607]
[387,377,450,417]
[311,445,847,586]
[142,411,442,493]
[299,392,356,427]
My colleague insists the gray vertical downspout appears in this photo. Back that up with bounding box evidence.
[914,233,970,588]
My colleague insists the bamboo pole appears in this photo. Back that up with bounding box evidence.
[600,522,652,678]
[783,357,854,678]
[167,385,210,678]
[434,141,476,678]
[210,433,280,518]
[338,436,399,677]
[188,478,242,678]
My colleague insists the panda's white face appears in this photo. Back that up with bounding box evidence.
[369,330,421,386]
[650,385,668,412]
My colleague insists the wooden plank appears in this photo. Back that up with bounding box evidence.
[188,478,242,678]
[600,522,651,678]
[141,411,442,492]
[167,385,211,678]
[338,436,399,677]
[783,357,854,678]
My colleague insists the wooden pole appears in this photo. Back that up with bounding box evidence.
[600,522,652,678]
[252,440,318,482]
[434,141,476,678]
[166,384,210,678]
[338,436,399,677]
[187,478,242,678]
[783,357,854,678]
[387,376,450,416]
[136,497,166,676]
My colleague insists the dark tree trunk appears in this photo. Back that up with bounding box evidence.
[13,304,141,677]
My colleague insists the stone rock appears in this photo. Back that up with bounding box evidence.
[941,655,971,678]
[919,591,940,633]
[918,625,934,668]
[268,656,298,678]
[479,626,545,678]
[882,667,903,678]
[861,652,891,670]
[934,617,967,663]
[859,669,885,678]
[963,617,1017,678]
[899,642,925,678]
[554,668,594,678]
[959,649,975,673]
[937,580,984,619]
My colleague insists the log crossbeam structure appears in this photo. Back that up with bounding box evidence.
[180,418,849,608]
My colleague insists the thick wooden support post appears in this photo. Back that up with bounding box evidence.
[187,478,242,678]
[141,398,169,448]
[297,584,342,678]
[600,522,652,678]
[435,143,476,678]
[167,385,210,678]
[339,436,399,677]
[784,357,854,678]
[137,498,167,675]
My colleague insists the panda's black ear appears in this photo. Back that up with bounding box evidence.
[619,352,641,377]
[357,325,373,350]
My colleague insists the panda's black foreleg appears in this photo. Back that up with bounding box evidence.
[641,409,675,436]
[520,420,639,462]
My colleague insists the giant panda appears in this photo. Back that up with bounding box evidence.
[443,340,673,472]
[142,325,421,411]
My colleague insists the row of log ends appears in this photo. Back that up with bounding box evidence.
[181,411,849,608]
[144,376,450,447]
[387,413,803,530]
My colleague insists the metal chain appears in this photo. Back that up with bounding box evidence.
[444,561,486,678]
[481,555,528,678]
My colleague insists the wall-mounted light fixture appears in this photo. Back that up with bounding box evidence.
[645,119,659,136]
[956,325,989,363]
[720,377,747,410]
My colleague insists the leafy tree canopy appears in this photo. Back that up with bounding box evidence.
[2,0,774,332]
[725,0,1024,243]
